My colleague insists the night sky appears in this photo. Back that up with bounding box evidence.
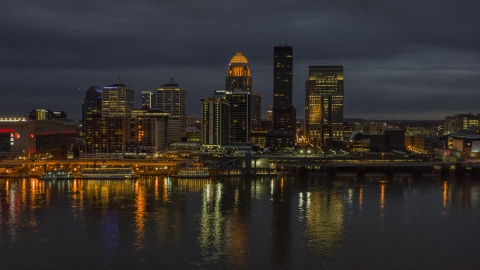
[1,0,479,120]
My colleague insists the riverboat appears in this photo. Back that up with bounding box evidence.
[177,166,210,178]
[81,166,139,179]
[40,168,74,180]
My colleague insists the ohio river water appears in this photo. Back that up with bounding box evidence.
[1,176,480,269]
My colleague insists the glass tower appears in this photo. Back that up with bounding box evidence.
[305,66,344,147]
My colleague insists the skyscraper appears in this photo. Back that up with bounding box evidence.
[101,78,134,118]
[272,46,296,132]
[156,77,187,139]
[226,52,252,92]
[305,66,344,147]
[251,92,262,129]
[227,89,251,143]
[82,86,102,135]
[267,46,296,150]
[201,97,230,147]
[224,52,256,143]
[141,91,156,109]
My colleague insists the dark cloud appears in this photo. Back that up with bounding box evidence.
[1,0,479,120]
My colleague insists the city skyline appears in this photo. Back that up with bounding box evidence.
[1,1,479,120]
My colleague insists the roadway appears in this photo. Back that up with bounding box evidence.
[0,158,201,168]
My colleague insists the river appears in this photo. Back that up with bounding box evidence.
[0,176,479,269]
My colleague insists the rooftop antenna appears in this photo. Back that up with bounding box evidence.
[170,77,174,83]
[117,77,121,83]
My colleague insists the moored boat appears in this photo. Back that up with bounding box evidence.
[40,166,74,180]
[178,166,210,178]
[81,165,139,179]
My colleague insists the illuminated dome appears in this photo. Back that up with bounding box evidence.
[227,52,251,77]
[230,52,248,64]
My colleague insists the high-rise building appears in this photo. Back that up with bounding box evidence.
[227,89,251,143]
[82,86,102,134]
[225,52,262,134]
[272,46,295,132]
[126,110,170,156]
[101,78,135,118]
[141,91,156,109]
[305,66,344,147]
[201,97,230,147]
[226,52,252,92]
[251,93,262,129]
[156,77,187,139]
[83,116,126,159]
[267,45,296,150]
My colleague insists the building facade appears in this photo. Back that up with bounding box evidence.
[272,46,295,132]
[101,78,135,118]
[226,52,252,93]
[225,52,262,135]
[82,86,102,135]
[226,90,250,143]
[267,45,296,150]
[201,97,230,147]
[251,93,262,129]
[305,66,344,147]
[141,91,156,110]
[156,77,187,139]
[83,116,126,159]
[0,118,78,159]
[130,109,170,151]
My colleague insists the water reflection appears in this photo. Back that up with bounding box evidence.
[359,185,363,210]
[199,182,224,261]
[443,181,448,209]
[134,180,147,250]
[0,176,479,269]
[380,183,385,211]
[301,182,344,259]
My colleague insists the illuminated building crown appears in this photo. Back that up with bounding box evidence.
[230,52,248,64]
[228,52,250,77]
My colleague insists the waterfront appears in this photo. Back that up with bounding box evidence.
[1,176,480,269]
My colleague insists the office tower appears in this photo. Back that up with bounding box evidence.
[226,52,261,134]
[251,93,262,129]
[226,52,252,92]
[305,66,344,147]
[267,45,296,150]
[201,97,230,147]
[141,91,156,109]
[101,78,135,118]
[272,46,296,132]
[156,77,187,138]
[82,86,102,135]
[227,89,251,143]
